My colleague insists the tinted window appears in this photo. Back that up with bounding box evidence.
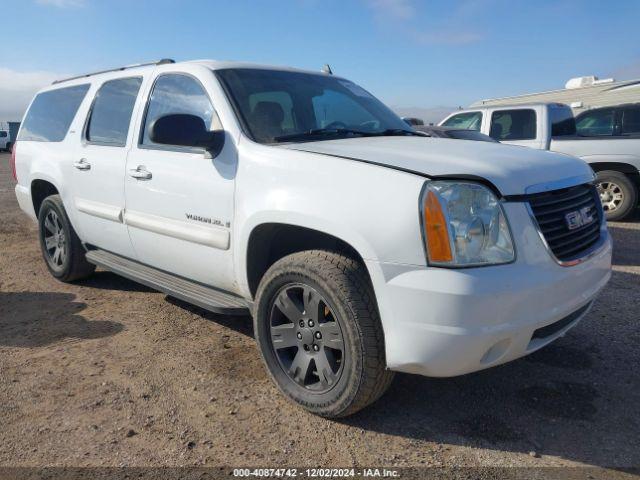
[549,106,576,136]
[441,112,482,130]
[248,91,296,131]
[490,109,536,140]
[86,77,142,146]
[0,131,6,138]
[576,108,614,136]
[622,107,640,135]
[312,90,380,129]
[142,74,214,147]
[217,68,409,144]
[18,84,90,142]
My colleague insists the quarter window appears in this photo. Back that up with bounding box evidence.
[490,109,536,141]
[576,109,614,136]
[18,84,90,142]
[441,112,482,130]
[141,74,214,147]
[622,107,640,135]
[86,77,142,146]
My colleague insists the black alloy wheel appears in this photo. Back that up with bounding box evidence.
[269,283,345,393]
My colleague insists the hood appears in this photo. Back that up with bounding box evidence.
[280,136,594,196]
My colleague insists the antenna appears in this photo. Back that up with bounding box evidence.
[322,64,333,75]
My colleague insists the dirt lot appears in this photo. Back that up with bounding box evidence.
[1,152,639,475]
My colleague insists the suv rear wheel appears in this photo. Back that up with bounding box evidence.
[254,250,394,418]
[38,195,95,282]
[596,170,638,221]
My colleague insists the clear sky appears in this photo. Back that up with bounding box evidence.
[1,0,639,122]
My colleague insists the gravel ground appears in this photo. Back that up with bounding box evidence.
[0,153,639,476]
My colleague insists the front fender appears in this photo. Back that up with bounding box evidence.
[233,140,428,296]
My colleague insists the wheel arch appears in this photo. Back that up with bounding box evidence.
[245,223,371,299]
[31,178,60,216]
[589,161,639,176]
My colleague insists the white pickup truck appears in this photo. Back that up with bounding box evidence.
[12,59,611,417]
[441,103,640,220]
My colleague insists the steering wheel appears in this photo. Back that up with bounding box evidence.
[359,120,379,130]
[324,121,348,130]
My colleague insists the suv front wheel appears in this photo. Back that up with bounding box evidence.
[254,250,394,418]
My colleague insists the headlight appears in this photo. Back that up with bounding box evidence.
[421,181,515,267]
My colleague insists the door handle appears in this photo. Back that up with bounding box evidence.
[73,159,91,170]
[129,166,152,180]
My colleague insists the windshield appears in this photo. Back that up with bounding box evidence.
[441,111,482,130]
[216,68,413,144]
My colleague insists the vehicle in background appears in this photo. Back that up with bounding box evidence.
[415,125,497,142]
[471,75,640,117]
[1,121,21,152]
[575,103,640,137]
[0,129,9,150]
[441,103,640,220]
[402,117,424,126]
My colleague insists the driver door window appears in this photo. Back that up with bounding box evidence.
[489,109,536,141]
[141,74,215,149]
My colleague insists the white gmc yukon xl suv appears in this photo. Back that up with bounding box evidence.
[12,59,612,417]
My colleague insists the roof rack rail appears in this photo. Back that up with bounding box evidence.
[52,58,175,85]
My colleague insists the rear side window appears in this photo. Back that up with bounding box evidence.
[86,77,142,146]
[549,106,576,136]
[0,131,6,138]
[622,107,640,135]
[18,84,90,142]
[576,108,614,136]
[490,109,536,141]
[141,74,214,147]
[441,112,482,130]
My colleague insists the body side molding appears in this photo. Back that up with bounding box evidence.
[124,209,230,250]
[75,197,123,222]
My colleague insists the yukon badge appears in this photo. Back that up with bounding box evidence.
[185,213,229,228]
[565,206,595,230]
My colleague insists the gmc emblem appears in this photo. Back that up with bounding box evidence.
[565,206,595,230]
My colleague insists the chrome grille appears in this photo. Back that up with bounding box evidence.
[528,183,602,262]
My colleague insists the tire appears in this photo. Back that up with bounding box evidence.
[5,142,11,153]
[37,194,95,282]
[595,170,638,221]
[254,250,394,418]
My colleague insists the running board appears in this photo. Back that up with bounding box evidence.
[85,250,250,316]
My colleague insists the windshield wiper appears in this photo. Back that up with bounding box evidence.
[273,127,425,143]
[379,128,425,136]
[273,128,376,143]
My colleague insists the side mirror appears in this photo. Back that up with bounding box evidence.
[149,114,224,153]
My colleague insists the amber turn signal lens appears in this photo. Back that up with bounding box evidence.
[424,190,453,263]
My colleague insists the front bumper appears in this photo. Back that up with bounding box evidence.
[371,202,612,377]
